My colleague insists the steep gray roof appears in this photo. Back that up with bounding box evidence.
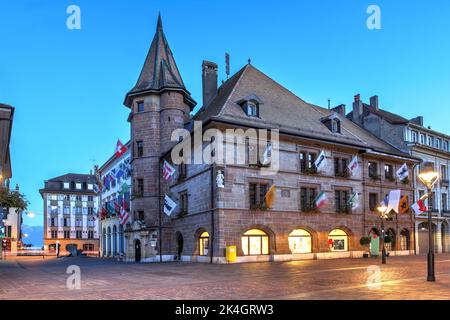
[194,64,412,158]
[124,14,196,108]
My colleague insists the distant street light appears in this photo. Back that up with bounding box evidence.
[418,165,440,282]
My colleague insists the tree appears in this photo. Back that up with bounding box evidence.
[0,187,29,213]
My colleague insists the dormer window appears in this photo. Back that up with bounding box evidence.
[322,116,341,134]
[235,94,263,118]
[246,102,258,117]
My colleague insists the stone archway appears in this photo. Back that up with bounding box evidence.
[134,239,141,262]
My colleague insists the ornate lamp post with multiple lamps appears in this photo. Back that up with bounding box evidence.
[418,165,440,282]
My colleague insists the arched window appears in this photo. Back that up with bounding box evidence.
[112,225,118,256]
[288,229,312,254]
[119,225,124,253]
[385,229,395,251]
[107,226,112,256]
[199,231,210,256]
[241,229,269,255]
[328,229,348,252]
[400,229,410,250]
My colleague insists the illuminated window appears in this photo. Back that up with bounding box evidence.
[241,229,269,255]
[76,183,82,190]
[328,229,348,252]
[288,229,312,254]
[199,231,210,256]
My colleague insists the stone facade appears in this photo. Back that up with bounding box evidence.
[348,95,450,255]
[122,14,417,263]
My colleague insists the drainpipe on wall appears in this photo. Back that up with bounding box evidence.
[412,162,420,255]
[210,166,215,264]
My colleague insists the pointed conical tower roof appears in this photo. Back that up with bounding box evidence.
[124,14,196,108]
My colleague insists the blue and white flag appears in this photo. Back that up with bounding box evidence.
[396,163,409,181]
[314,150,327,171]
[164,195,177,216]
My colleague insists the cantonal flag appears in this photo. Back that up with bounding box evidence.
[115,139,128,158]
[315,191,327,209]
[163,160,176,180]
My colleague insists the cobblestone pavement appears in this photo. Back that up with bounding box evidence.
[1,254,450,300]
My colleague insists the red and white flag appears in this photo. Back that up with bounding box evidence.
[115,139,128,158]
[348,156,359,176]
[412,194,428,215]
[119,207,129,226]
[163,160,176,180]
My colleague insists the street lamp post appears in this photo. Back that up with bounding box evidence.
[377,205,388,265]
[380,216,386,264]
[418,165,439,282]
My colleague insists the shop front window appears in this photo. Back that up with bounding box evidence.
[328,229,348,252]
[288,229,312,254]
[241,229,269,255]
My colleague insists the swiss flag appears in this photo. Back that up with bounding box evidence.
[115,139,127,158]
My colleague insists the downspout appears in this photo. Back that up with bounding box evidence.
[412,162,420,255]
[210,166,215,264]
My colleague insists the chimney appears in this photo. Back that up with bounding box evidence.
[410,116,424,126]
[202,61,218,107]
[331,104,346,116]
[352,94,363,124]
[370,95,379,111]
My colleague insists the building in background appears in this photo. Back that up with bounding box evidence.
[121,14,418,263]
[97,141,131,258]
[0,103,15,254]
[347,94,450,254]
[40,174,100,255]
[0,103,13,187]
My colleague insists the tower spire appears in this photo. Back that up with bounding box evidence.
[124,13,196,109]
[157,12,163,31]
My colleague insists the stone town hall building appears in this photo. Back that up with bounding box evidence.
[122,14,418,263]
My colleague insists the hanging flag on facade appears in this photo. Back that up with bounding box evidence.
[398,195,410,214]
[314,191,327,209]
[396,163,409,181]
[348,156,359,176]
[119,207,129,226]
[114,201,121,216]
[260,143,272,166]
[388,189,402,213]
[163,160,176,180]
[115,139,128,158]
[347,192,360,210]
[380,195,389,210]
[115,167,124,181]
[164,195,177,216]
[314,150,327,172]
[265,185,276,208]
[412,198,428,215]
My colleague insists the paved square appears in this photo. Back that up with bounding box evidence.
[1,254,450,300]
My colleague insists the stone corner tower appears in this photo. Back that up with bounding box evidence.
[124,13,196,233]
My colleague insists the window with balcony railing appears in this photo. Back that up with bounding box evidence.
[300,187,318,212]
[300,152,317,174]
[334,158,350,177]
[335,190,351,214]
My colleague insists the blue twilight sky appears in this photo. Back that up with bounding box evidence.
[1,0,450,227]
